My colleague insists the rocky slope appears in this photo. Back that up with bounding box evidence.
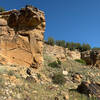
[0,5,100,100]
[0,47,100,100]
[0,5,45,68]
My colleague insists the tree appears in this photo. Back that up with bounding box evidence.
[67,42,75,50]
[46,37,55,46]
[61,40,66,48]
[56,40,66,48]
[66,42,91,52]
[92,47,100,51]
[81,43,91,52]
[55,40,60,46]
[0,7,5,12]
[75,43,81,50]
[66,42,70,49]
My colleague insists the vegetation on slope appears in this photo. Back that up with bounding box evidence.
[0,7,5,12]
[46,37,91,52]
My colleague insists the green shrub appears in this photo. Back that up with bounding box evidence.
[75,59,86,65]
[48,61,60,68]
[48,60,61,68]
[0,7,5,12]
[57,59,61,65]
[37,73,41,80]
[52,73,66,85]
[8,70,15,76]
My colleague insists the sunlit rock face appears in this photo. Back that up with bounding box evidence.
[44,44,81,62]
[0,5,46,68]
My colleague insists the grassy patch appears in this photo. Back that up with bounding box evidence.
[48,61,60,68]
[8,70,15,76]
[75,59,86,65]
[0,67,8,74]
[48,60,61,68]
[52,72,66,85]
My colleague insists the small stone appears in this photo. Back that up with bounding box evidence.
[26,68,31,75]
[17,93,21,99]
[63,71,68,76]
[63,94,69,100]
[55,96,59,100]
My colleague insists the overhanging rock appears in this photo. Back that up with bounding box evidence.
[0,5,46,68]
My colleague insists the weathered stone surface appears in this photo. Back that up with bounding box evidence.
[81,50,100,68]
[63,94,69,100]
[72,73,82,83]
[0,5,45,68]
[44,44,81,62]
[44,44,66,61]
[81,51,91,65]
[66,49,81,60]
[77,81,100,98]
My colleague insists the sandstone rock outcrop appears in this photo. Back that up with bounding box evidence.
[0,5,45,68]
[81,50,100,68]
[66,49,81,60]
[44,44,80,62]
[44,44,67,61]
[77,81,100,98]
[81,51,91,65]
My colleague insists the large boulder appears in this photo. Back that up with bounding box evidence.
[81,50,100,68]
[81,51,91,65]
[0,5,45,68]
[77,81,100,98]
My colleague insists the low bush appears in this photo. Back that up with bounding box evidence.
[8,70,15,76]
[75,59,86,65]
[26,76,36,83]
[52,72,66,85]
[57,59,61,65]
[37,73,41,80]
[48,60,61,68]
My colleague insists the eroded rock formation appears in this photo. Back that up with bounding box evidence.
[77,81,100,98]
[0,5,45,68]
[81,51,92,65]
[81,50,100,68]
[44,44,81,62]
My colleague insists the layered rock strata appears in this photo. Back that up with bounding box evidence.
[0,5,46,68]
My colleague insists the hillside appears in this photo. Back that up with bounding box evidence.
[0,5,100,100]
[0,43,99,100]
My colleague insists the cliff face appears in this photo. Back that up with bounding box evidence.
[0,5,46,68]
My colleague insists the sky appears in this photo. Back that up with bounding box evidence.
[1,0,100,47]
